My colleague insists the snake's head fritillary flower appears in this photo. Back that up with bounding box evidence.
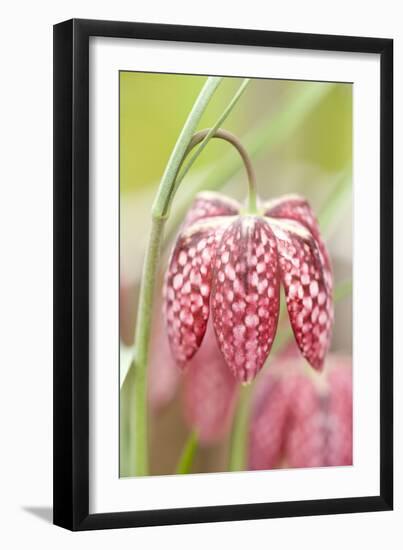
[164,191,333,383]
[248,354,352,469]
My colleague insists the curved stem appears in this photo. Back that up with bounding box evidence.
[180,128,258,213]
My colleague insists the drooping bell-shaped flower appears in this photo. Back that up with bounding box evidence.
[248,353,352,469]
[164,191,333,383]
[164,190,333,383]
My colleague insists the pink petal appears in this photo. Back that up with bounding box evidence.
[183,322,239,443]
[264,195,332,292]
[164,219,231,365]
[182,191,240,229]
[211,217,280,383]
[264,195,321,239]
[271,219,332,370]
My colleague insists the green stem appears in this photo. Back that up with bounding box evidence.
[228,384,253,471]
[247,185,258,214]
[131,76,251,476]
[132,216,165,475]
[176,431,198,474]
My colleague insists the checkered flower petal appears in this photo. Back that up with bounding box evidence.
[263,194,333,293]
[270,218,332,370]
[164,191,333,380]
[164,217,233,365]
[264,195,322,240]
[211,217,280,383]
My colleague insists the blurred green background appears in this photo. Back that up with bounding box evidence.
[120,72,352,478]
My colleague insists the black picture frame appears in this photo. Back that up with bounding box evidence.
[53,18,393,531]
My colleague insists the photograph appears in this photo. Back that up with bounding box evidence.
[119,72,353,478]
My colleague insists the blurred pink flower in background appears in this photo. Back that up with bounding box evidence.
[148,307,180,411]
[249,353,352,470]
[182,321,239,443]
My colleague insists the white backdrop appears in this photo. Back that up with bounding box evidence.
[0,1,400,548]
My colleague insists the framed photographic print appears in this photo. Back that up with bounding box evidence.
[53,19,393,530]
